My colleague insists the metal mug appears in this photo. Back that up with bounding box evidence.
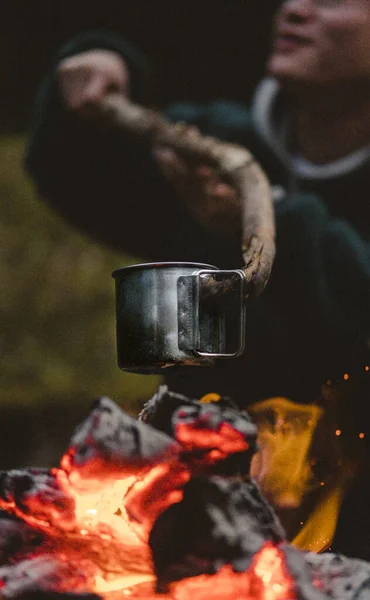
[112,261,247,373]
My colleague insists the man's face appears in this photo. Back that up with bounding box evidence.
[267,0,370,87]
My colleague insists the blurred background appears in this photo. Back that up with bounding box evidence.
[0,0,279,468]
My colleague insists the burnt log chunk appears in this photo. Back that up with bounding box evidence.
[304,550,370,600]
[138,385,200,435]
[139,386,257,475]
[138,385,239,437]
[0,556,96,599]
[172,402,257,475]
[0,388,369,599]
[0,469,75,530]
[0,518,45,566]
[61,397,179,483]
[172,403,257,452]
[149,475,285,591]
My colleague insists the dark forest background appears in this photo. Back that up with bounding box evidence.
[0,0,280,131]
[0,1,279,467]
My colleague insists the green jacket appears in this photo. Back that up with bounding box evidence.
[25,30,370,408]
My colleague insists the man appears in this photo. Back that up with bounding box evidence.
[25,0,370,557]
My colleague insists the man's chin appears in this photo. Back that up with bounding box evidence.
[266,55,311,87]
[267,53,297,78]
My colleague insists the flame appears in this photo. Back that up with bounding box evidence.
[199,393,222,403]
[248,397,358,553]
[0,390,360,598]
[249,398,322,509]
[4,465,295,599]
[291,481,345,552]
[0,436,299,599]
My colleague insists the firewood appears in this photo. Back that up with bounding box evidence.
[99,95,276,297]
[60,397,180,486]
[149,475,286,591]
[0,391,369,599]
[0,469,75,531]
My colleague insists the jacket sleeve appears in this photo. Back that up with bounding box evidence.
[274,193,370,345]
[23,31,255,262]
[24,30,172,259]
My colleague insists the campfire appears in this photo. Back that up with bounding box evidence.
[0,386,369,600]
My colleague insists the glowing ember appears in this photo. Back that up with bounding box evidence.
[0,386,369,600]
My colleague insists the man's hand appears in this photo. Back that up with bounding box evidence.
[58,51,240,232]
[57,49,130,118]
[153,146,241,232]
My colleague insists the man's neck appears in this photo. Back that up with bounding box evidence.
[286,85,370,164]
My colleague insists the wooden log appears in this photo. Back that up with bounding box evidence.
[99,95,276,297]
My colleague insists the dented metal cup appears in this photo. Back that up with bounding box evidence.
[112,261,247,374]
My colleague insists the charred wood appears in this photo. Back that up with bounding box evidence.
[61,397,180,485]
[0,469,75,531]
[149,475,286,591]
[0,391,368,599]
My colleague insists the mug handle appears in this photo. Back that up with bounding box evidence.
[194,269,247,358]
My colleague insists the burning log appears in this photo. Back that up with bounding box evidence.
[172,402,256,455]
[60,396,180,489]
[139,385,257,475]
[304,551,370,598]
[138,385,210,435]
[0,556,97,599]
[0,469,75,531]
[149,475,286,591]
[0,516,45,564]
[0,388,369,599]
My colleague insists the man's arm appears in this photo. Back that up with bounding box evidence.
[24,31,171,258]
[24,31,256,262]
